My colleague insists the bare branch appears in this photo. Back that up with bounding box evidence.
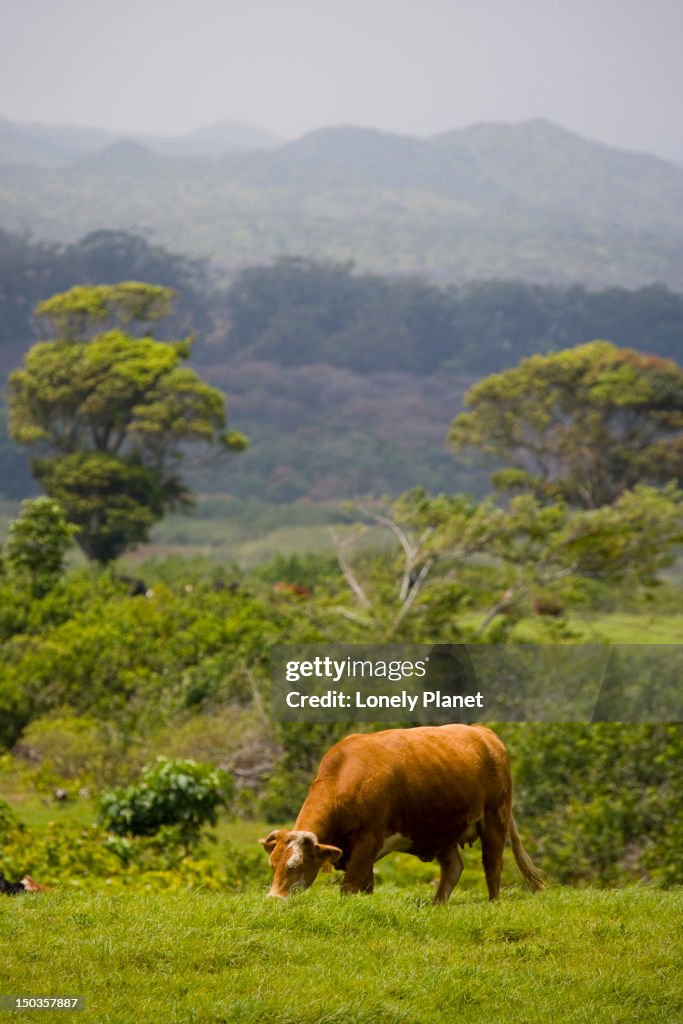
[355,503,425,602]
[329,527,371,609]
[392,557,434,632]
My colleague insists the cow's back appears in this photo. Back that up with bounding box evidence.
[302,725,512,860]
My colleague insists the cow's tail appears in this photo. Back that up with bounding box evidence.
[508,814,544,893]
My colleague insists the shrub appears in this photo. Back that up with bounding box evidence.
[99,757,233,849]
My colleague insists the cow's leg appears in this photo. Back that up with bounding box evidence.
[434,845,463,905]
[480,811,507,901]
[360,867,375,894]
[341,835,380,894]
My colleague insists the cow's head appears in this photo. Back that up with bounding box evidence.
[258,829,342,898]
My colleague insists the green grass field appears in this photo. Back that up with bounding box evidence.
[3,798,680,1023]
[1,886,680,1024]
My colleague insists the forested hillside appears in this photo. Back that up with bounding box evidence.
[2,231,682,501]
[2,120,683,285]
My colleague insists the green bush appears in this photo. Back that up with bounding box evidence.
[252,551,339,589]
[0,574,293,743]
[99,757,234,848]
[5,498,78,598]
[499,723,683,886]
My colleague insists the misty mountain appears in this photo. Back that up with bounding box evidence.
[446,120,683,232]
[234,120,683,231]
[0,116,281,166]
[1,119,683,286]
[252,125,492,196]
[147,121,282,157]
[0,116,83,167]
[70,141,187,179]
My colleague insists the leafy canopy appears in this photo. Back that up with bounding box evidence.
[35,281,176,337]
[9,283,247,561]
[449,341,683,508]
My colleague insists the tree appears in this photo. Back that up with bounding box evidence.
[328,485,683,638]
[9,283,247,562]
[449,342,683,508]
[5,497,78,597]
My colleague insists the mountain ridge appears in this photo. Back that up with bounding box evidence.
[1,118,683,287]
[0,115,282,165]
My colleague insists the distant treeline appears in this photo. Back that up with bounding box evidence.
[3,230,683,377]
[2,230,682,501]
[219,256,683,375]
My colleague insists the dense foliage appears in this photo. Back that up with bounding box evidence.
[0,246,680,893]
[0,541,680,887]
[2,232,683,503]
[0,814,263,893]
[223,258,683,374]
[499,723,683,887]
[0,570,284,748]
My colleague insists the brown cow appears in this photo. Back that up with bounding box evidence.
[259,724,543,903]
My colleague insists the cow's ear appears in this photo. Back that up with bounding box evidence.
[315,843,343,865]
[258,830,281,853]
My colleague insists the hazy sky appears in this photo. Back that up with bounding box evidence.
[2,0,682,159]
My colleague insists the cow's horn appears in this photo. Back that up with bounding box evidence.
[258,830,282,852]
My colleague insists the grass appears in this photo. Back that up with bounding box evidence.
[505,612,683,644]
[579,612,683,643]
[457,609,683,644]
[121,496,389,569]
[0,886,680,1024]
[1,802,680,1023]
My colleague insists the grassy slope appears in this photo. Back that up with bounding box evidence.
[1,887,680,1024]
